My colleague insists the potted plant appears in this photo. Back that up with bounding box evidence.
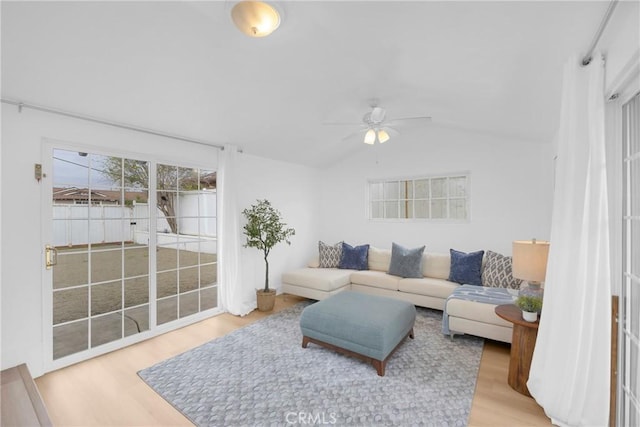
[242,199,295,312]
[515,295,543,322]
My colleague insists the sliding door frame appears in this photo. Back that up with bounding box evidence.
[41,138,222,373]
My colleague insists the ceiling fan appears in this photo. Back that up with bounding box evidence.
[325,102,432,145]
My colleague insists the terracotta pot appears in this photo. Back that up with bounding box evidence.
[256,289,276,312]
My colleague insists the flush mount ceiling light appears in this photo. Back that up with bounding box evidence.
[231,1,281,38]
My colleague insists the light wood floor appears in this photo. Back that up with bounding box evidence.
[34,295,551,426]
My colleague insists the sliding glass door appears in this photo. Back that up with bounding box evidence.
[46,145,218,366]
[620,91,640,426]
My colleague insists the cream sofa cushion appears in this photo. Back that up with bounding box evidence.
[281,268,352,292]
[422,252,451,279]
[398,277,458,299]
[368,247,391,272]
[350,270,400,291]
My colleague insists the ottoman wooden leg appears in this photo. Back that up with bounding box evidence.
[373,360,386,376]
[409,328,414,339]
[302,336,310,348]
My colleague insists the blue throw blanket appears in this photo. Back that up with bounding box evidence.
[442,285,516,336]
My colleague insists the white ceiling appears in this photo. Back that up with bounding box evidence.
[1,1,608,167]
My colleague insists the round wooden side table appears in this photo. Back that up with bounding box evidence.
[494,304,539,397]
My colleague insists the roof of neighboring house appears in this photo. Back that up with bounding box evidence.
[53,187,148,203]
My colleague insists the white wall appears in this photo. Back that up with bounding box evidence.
[601,0,640,94]
[0,107,319,376]
[236,153,320,293]
[319,125,553,255]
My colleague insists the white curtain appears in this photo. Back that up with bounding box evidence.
[527,53,611,426]
[218,144,256,316]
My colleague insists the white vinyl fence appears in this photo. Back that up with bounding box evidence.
[53,191,216,252]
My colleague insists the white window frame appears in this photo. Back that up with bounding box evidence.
[367,172,470,222]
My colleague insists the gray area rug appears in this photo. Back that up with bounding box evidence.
[138,301,484,426]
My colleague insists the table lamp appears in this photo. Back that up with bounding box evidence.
[512,239,550,310]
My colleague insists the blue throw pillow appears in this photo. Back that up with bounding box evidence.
[387,243,425,278]
[339,242,370,270]
[449,249,485,286]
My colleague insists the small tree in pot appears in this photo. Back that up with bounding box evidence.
[242,199,295,311]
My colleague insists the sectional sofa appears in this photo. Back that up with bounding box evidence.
[282,246,516,343]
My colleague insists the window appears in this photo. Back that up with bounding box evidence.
[368,174,469,220]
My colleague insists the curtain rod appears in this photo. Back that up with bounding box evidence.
[1,98,230,150]
[581,0,619,66]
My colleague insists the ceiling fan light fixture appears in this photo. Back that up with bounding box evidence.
[377,129,390,143]
[364,129,376,145]
[231,1,281,38]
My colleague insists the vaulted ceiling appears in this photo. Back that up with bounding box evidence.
[2,1,609,167]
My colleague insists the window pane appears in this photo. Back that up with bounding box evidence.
[53,320,88,360]
[399,200,412,219]
[124,276,149,308]
[91,155,121,190]
[124,245,149,277]
[53,287,88,324]
[370,182,383,200]
[199,170,216,190]
[157,164,177,191]
[178,167,198,191]
[157,240,178,272]
[124,305,149,337]
[431,178,447,198]
[200,263,217,287]
[91,280,122,316]
[179,267,199,293]
[91,312,122,348]
[200,286,218,311]
[123,160,149,190]
[179,292,199,318]
[199,218,217,238]
[157,270,177,298]
[384,181,399,199]
[385,201,399,218]
[179,248,199,268]
[415,200,429,218]
[449,176,467,197]
[414,179,429,199]
[91,249,122,283]
[371,201,383,218]
[53,250,89,289]
[157,297,177,325]
[431,200,447,219]
[449,199,467,220]
[200,243,217,264]
[53,149,89,188]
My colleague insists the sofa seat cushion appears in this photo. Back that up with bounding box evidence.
[282,268,353,292]
[446,298,512,327]
[398,277,459,299]
[350,271,400,291]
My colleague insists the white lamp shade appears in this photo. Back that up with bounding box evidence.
[377,129,390,143]
[512,240,550,283]
[231,1,281,37]
[364,129,376,144]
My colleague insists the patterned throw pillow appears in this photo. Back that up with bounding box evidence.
[318,241,343,268]
[448,249,484,286]
[482,250,523,289]
[339,242,370,270]
[387,243,425,278]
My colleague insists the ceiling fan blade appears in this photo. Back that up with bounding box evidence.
[340,129,366,142]
[388,116,432,123]
[323,121,362,126]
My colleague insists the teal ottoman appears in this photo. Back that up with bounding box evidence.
[300,291,416,376]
